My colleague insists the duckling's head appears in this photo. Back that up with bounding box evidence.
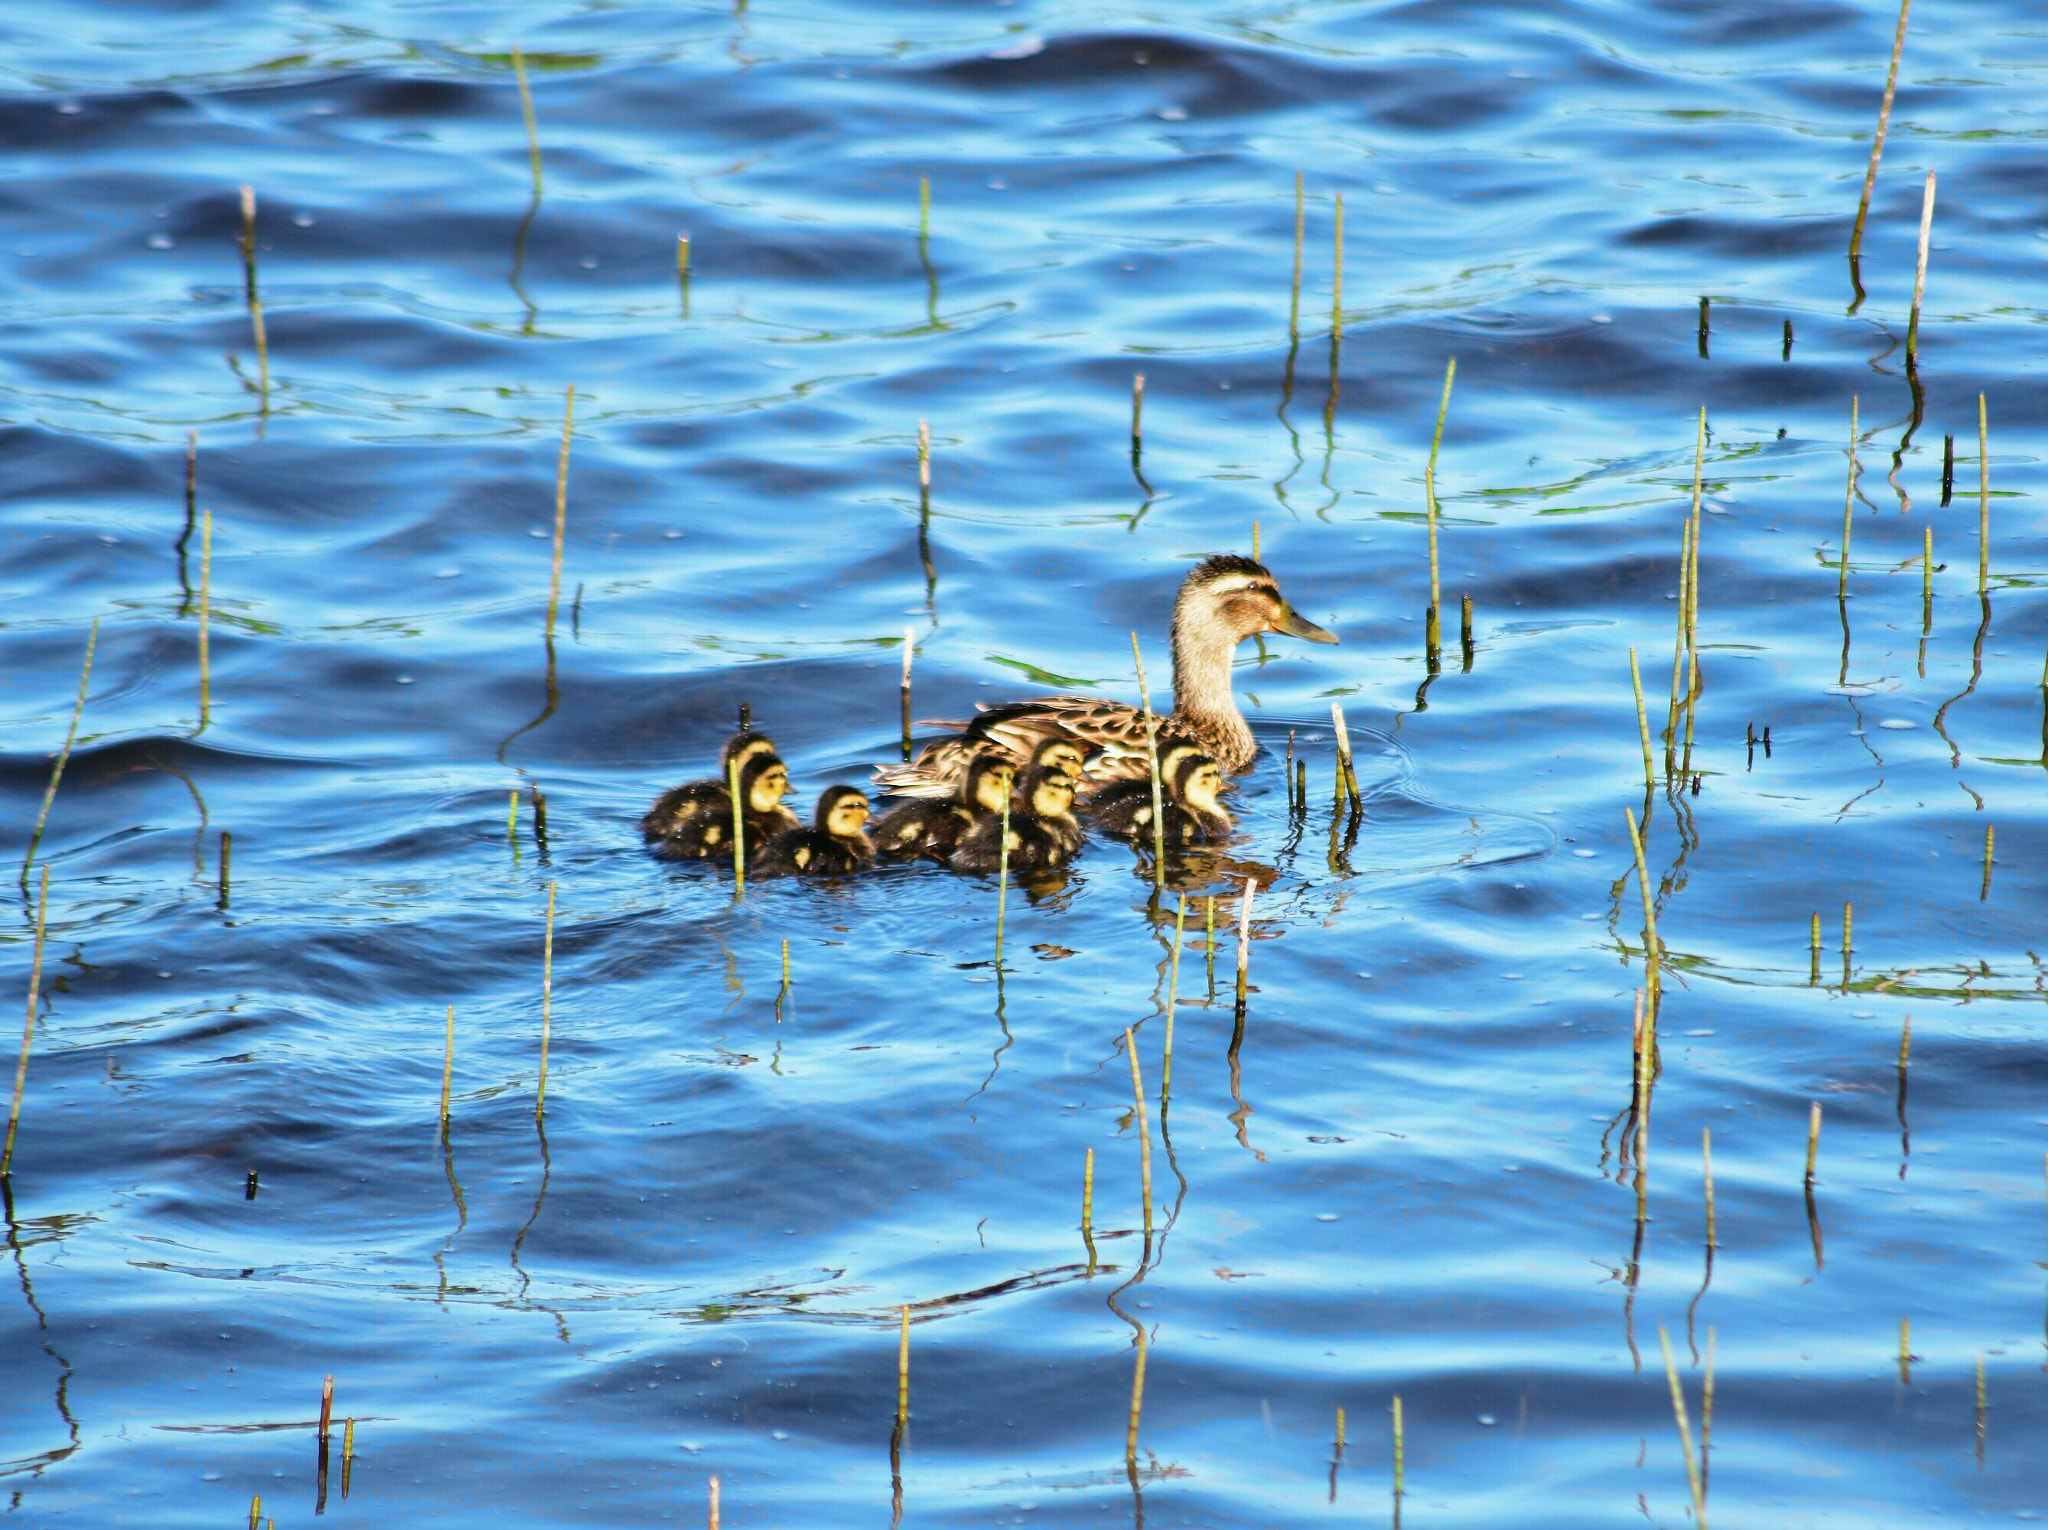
[723,730,776,773]
[741,753,791,814]
[1024,765,1076,821]
[1175,554,1337,648]
[1172,752,1226,816]
[816,784,871,837]
[964,755,1014,815]
[1030,736,1088,783]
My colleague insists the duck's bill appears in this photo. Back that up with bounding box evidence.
[1272,605,1339,644]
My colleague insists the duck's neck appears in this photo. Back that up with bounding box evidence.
[1169,618,1252,762]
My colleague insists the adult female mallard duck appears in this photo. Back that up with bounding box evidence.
[752,785,875,877]
[646,748,797,861]
[1087,746,1233,846]
[641,730,778,844]
[875,554,1334,799]
[949,763,1082,875]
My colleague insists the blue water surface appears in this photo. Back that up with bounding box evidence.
[3,1,2047,1525]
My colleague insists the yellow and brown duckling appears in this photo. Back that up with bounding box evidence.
[949,763,1082,875]
[1086,745,1232,846]
[751,785,875,877]
[871,753,1012,862]
[646,747,797,861]
[641,730,780,845]
[874,554,1335,799]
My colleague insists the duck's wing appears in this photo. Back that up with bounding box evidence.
[874,695,1182,798]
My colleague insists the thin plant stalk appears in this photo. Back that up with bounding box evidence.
[1161,895,1186,1103]
[1658,1327,1706,1527]
[546,384,575,637]
[1081,1148,1094,1238]
[1330,702,1361,812]
[535,882,557,1117]
[3,865,52,1177]
[896,1305,910,1427]
[1125,1323,1149,1468]
[676,233,689,313]
[1131,634,1166,889]
[1391,1395,1404,1500]
[1331,192,1343,333]
[1977,393,1990,593]
[994,776,1010,968]
[1906,171,1935,363]
[1425,357,1456,629]
[1124,1027,1153,1238]
[238,185,269,404]
[440,1005,455,1126]
[510,45,543,197]
[1848,0,1913,265]
[1289,171,1304,339]
[1805,1101,1822,1184]
[1665,517,1692,750]
[1623,807,1661,995]
[709,1476,720,1530]
[1234,876,1254,1010]
[198,508,213,730]
[1840,396,1859,598]
[1629,646,1656,790]
[1702,1128,1716,1248]
[727,754,746,892]
[22,618,98,882]
[1131,373,1145,450]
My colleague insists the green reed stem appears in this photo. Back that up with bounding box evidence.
[1849,0,1913,264]
[726,754,747,891]
[1125,1026,1153,1238]
[1125,1321,1149,1468]
[1624,807,1660,996]
[1330,702,1361,812]
[546,384,575,636]
[22,619,97,884]
[896,1304,910,1426]
[1235,876,1254,1010]
[197,508,213,731]
[3,865,52,1177]
[1392,1395,1405,1499]
[1425,357,1455,621]
[1658,1327,1706,1528]
[1162,895,1186,1103]
[994,773,1011,967]
[1331,192,1344,335]
[1289,171,1303,340]
[1131,633,1166,889]
[535,881,556,1117]
[1840,396,1858,598]
[1805,1100,1822,1184]
[1977,393,1990,593]
[511,45,543,197]
[1629,646,1656,790]
[1702,1127,1716,1248]
[238,185,269,405]
[440,1004,455,1125]
[1906,171,1935,363]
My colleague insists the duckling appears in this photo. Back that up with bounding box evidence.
[871,753,1012,862]
[874,554,1336,798]
[1087,747,1233,846]
[648,751,797,861]
[751,785,875,877]
[949,764,1082,875]
[640,730,779,844]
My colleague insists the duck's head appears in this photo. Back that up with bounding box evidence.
[723,729,777,773]
[741,753,792,814]
[816,784,871,837]
[964,755,1015,815]
[1175,554,1337,647]
[1171,751,1226,817]
[1030,736,1089,783]
[1023,765,1076,821]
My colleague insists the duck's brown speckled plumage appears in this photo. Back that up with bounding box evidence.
[873,555,1335,800]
